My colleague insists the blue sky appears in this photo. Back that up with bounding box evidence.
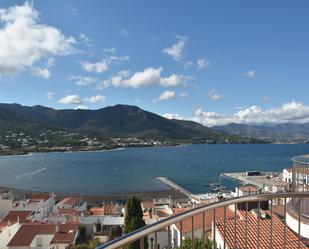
[0,0,309,126]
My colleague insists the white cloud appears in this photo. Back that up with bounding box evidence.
[46,91,55,99]
[0,2,75,76]
[32,67,50,79]
[82,60,108,73]
[179,92,188,97]
[58,94,83,105]
[75,105,88,110]
[208,90,223,100]
[184,61,193,69]
[192,101,309,126]
[120,29,129,37]
[244,70,256,78]
[100,67,188,89]
[157,90,176,101]
[79,33,90,43]
[162,113,184,120]
[85,95,105,103]
[163,35,188,61]
[81,54,129,74]
[197,58,210,69]
[67,75,98,86]
[103,47,116,54]
[262,96,269,102]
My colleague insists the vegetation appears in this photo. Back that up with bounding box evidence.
[76,225,87,244]
[124,196,147,249]
[0,103,266,153]
[73,238,101,249]
[180,237,217,249]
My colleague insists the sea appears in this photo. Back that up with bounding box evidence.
[0,144,308,195]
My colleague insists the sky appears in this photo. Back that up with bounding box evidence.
[0,0,309,126]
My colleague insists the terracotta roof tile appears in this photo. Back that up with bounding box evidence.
[7,224,55,247]
[1,211,33,224]
[216,210,307,249]
[174,207,235,233]
[31,193,52,201]
[7,223,78,247]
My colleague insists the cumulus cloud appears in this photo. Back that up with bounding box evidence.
[99,67,189,89]
[32,67,50,79]
[157,90,176,101]
[208,90,223,100]
[163,35,188,61]
[58,94,83,105]
[162,113,184,120]
[85,95,105,103]
[120,29,129,37]
[192,101,309,126]
[179,92,188,97]
[244,70,256,78]
[46,91,55,99]
[81,54,129,74]
[82,60,108,73]
[67,75,98,86]
[197,58,210,69]
[0,2,75,76]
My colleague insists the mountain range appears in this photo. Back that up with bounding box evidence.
[0,103,262,144]
[213,123,309,143]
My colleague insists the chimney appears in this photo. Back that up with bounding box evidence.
[56,224,59,233]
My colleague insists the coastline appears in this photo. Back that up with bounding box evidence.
[0,143,182,157]
[0,185,189,205]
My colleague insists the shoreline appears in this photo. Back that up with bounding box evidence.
[0,185,189,205]
[0,143,182,157]
[0,143,304,158]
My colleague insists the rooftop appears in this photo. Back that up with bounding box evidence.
[7,223,78,247]
[1,211,33,224]
[216,210,307,249]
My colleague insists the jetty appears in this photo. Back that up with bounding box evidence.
[157,177,200,202]
[221,171,288,189]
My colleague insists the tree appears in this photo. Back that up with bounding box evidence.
[72,238,100,249]
[124,196,147,249]
[180,237,216,249]
[76,224,87,244]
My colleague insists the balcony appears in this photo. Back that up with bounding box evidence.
[97,192,309,249]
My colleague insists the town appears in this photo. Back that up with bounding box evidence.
[0,160,308,249]
[0,129,175,156]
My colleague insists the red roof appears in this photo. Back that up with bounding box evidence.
[90,207,104,216]
[1,211,33,224]
[51,224,78,244]
[58,197,79,206]
[174,207,235,233]
[216,210,307,249]
[58,208,77,216]
[7,223,78,247]
[31,193,52,201]
[7,224,55,246]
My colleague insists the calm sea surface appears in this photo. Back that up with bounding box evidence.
[0,144,308,194]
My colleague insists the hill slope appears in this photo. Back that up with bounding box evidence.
[214,123,309,143]
[0,103,262,143]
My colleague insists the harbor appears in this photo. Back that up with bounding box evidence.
[221,171,289,190]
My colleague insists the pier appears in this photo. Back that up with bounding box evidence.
[157,177,200,202]
[222,171,288,189]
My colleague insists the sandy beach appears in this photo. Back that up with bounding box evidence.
[0,185,189,205]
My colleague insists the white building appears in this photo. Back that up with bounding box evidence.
[283,168,293,183]
[0,191,14,219]
[13,193,55,220]
[0,221,21,249]
[53,197,87,214]
[7,223,78,249]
